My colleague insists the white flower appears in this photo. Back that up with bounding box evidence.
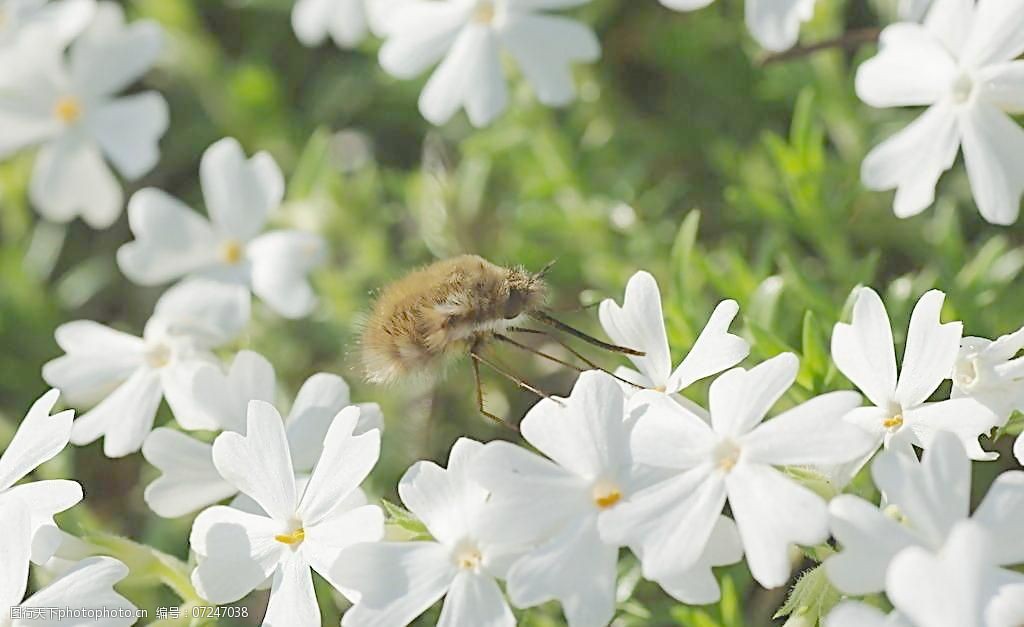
[600,353,874,588]
[0,0,94,49]
[951,325,1024,422]
[598,270,748,398]
[377,0,599,127]
[0,2,167,228]
[0,390,81,572]
[334,438,520,627]
[117,137,326,319]
[1016,433,1024,466]
[898,0,931,21]
[1,553,138,627]
[826,432,1024,595]
[190,401,383,626]
[470,371,741,626]
[42,279,250,458]
[987,583,1024,627]
[142,349,383,517]
[856,0,1024,224]
[824,602,911,627]
[830,287,999,469]
[659,0,816,52]
[292,0,367,48]
[886,520,1024,627]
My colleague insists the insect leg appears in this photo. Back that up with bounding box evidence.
[505,328,646,390]
[494,333,587,373]
[469,348,565,407]
[472,356,519,432]
[529,310,646,356]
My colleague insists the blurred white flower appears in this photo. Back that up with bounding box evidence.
[0,2,167,228]
[0,0,94,49]
[599,270,748,400]
[826,433,1024,595]
[335,438,519,627]
[118,137,326,319]
[824,602,911,627]
[471,371,742,626]
[856,0,1024,224]
[951,326,1024,423]
[898,0,931,21]
[830,288,999,476]
[1016,433,1024,466]
[600,354,874,589]
[0,390,81,571]
[987,583,1024,627]
[142,349,382,517]
[659,0,816,52]
[42,279,250,458]
[190,401,383,625]
[292,0,366,48]
[886,520,1024,627]
[1,555,138,627]
[376,0,599,127]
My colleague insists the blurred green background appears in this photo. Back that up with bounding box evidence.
[1,0,1022,624]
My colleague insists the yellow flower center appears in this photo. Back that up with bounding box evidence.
[591,480,622,509]
[53,96,82,123]
[275,528,305,545]
[653,385,667,393]
[882,414,904,430]
[455,545,483,571]
[220,240,244,264]
[145,343,171,369]
[714,438,741,473]
[473,0,495,23]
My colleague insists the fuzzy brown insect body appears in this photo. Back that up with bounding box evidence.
[361,255,548,384]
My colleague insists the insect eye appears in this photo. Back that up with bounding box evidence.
[504,290,526,319]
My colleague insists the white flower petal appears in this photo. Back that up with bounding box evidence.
[152,278,251,348]
[378,1,466,79]
[0,65,61,157]
[870,433,969,548]
[669,300,749,392]
[42,321,145,407]
[743,391,870,466]
[499,13,598,107]
[189,505,284,603]
[960,102,1024,226]
[199,137,282,241]
[286,373,353,471]
[212,401,297,522]
[30,136,123,228]
[398,438,486,545]
[419,24,507,127]
[21,556,137,625]
[141,428,236,518]
[628,390,717,469]
[894,290,962,407]
[264,552,319,627]
[0,390,73,491]
[598,271,672,388]
[298,407,380,524]
[117,188,219,285]
[505,515,618,627]
[855,24,956,108]
[599,468,725,579]
[659,0,716,10]
[825,602,910,627]
[922,0,974,59]
[651,515,743,605]
[987,583,1024,627]
[0,502,31,611]
[248,230,325,319]
[187,350,275,433]
[336,542,455,627]
[303,504,385,598]
[726,463,828,588]
[825,495,921,595]
[88,91,168,180]
[292,0,334,46]
[978,61,1024,114]
[472,441,587,547]
[961,0,1024,67]
[904,397,1000,461]
[508,0,591,8]
[861,102,960,219]
[69,367,163,458]
[744,0,816,53]
[70,3,162,99]
[1,479,83,563]
[831,287,898,408]
[520,371,631,481]
[971,470,1024,566]
[327,0,369,48]
[1015,433,1024,465]
[438,571,515,627]
[709,353,798,438]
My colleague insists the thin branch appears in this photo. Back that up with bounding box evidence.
[757,27,882,66]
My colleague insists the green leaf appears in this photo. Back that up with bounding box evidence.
[774,564,842,625]
[799,311,828,392]
[381,498,433,540]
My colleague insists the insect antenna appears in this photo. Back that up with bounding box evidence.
[529,310,645,356]
[501,329,645,390]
